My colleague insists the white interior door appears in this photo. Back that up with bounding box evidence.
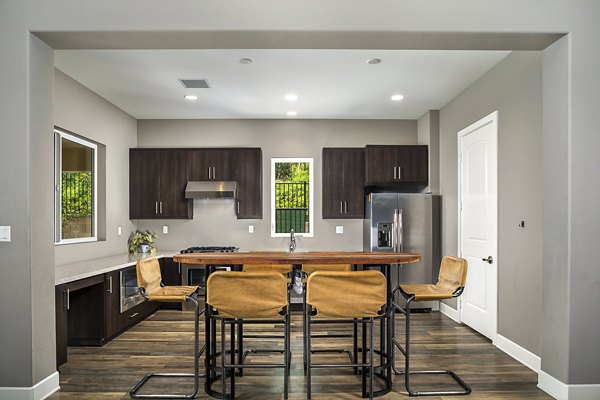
[458,111,498,341]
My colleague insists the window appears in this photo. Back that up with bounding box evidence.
[271,158,314,237]
[54,128,97,244]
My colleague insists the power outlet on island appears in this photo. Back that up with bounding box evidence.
[336,226,344,234]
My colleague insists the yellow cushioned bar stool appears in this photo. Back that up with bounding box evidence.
[392,256,471,397]
[130,257,203,400]
[206,271,291,400]
[300,264,356,374]
[305,270,388,400]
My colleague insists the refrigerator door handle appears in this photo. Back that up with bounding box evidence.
[393,209,399,252]
[397,208,404,252]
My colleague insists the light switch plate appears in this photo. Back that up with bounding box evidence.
[336,226,344,234]
[163,225,168,234]
[0,226,11,242]
[248,225,254,233]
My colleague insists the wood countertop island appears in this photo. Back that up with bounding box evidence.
[173,251,421,265]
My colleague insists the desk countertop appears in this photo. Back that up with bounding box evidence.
[55,250,180,285]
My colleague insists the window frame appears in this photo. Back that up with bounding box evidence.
[270,157,314,238]
[54,128,98,245]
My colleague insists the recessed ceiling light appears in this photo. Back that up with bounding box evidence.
[239,58,253,64]
[391,94,404,101]
[184,95,198,100]
[367,58,382,65]
[284,94,298,101]
[287,111,297,117]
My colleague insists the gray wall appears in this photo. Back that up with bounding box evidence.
[54,69,137,265]
[136,119,417,251]
[1,0,599,390]
[418,110,440,194]
[438,52,543,355]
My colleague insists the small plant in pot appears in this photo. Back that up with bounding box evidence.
[128,230,157,254]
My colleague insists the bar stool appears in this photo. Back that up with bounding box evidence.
[206,271,291,399]
[130,257,203,400]
[300,264,357,373]
[305,270,388,400]
[392,256,471,396]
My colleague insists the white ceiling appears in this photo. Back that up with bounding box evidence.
[54,49,509,120]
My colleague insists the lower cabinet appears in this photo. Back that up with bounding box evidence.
[160,257,183,310]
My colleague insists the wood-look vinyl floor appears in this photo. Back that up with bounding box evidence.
[49,310,550,400]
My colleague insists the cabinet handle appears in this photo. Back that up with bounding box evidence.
[212,166,216,180]
[129,312,139,319]
[393,166,397,180]
[398,166,402,180]
[65,288,70,310]
[344,201,348,214]
[237,200,240,215]
[178,262,181,275]
[340,201,343,214]
[155,201,158,214]
[208,167,211,180]
[107,276,113,294]
[159,202,163,214]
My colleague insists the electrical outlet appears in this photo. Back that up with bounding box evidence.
[336,226,344,234]
[117,226,122,236]
[0,226,10,242]
[163,225,168,234]
[248,225,254,233]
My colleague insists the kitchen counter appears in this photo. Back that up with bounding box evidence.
[55,250,180,285]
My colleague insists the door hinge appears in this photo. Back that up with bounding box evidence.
[460,201,463,212]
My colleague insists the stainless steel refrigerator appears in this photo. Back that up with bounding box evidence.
[363,193,441,310]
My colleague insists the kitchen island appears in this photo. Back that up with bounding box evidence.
[173,250,421,398]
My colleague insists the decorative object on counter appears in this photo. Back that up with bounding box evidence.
[128,230,157,254]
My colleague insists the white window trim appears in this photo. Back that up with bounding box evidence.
[54,128,98,245]
[271,157,314,238]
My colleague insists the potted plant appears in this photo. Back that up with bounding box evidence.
[128,230,157,254]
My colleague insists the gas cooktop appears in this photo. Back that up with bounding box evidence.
[180,246,238,254]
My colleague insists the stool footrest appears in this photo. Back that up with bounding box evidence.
[130,373,200,399]
[394,369,472,396]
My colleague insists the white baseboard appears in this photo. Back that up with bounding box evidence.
[494,334,541,373]
[439,301,460,323]
[0,371,60,400]
[431,301,440,311]
[538,370,600,400]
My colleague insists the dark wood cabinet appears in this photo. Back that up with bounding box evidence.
[235,148,263,219]
[322,148,365,219]
[365,145,428,186]
[129,149,192,219]
[55,284,68,368]
[189,148,236,181]
[104,270,122,340]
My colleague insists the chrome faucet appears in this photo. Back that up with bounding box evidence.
[289,229,296,253]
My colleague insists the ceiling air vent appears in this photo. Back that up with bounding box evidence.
[179,79,211,89]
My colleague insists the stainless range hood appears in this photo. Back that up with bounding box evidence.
[184,181,236,199]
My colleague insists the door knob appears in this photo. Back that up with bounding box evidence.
[482,256,493,264]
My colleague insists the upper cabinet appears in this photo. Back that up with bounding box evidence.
[189,149,236,182]
[235,148,263,219]
[364,145,428,186]
[322,148,365,219]
[129,149,192,219]
[130,148,262,220]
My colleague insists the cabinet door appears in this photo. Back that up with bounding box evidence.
[189,149,236,181]
[395,146,428,184]
[158,149,192,219]
[104,270,122,340]
[130,149,162,219]
[55,284,68,368]
[235,148,262,219]
[343,148,365,218]
[322,148,346,218]
[364,145,399,185]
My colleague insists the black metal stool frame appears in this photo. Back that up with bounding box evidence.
[305,303,390,400]
[206,307,291,400]
[130,289,205,399]
[391,286,472,397]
